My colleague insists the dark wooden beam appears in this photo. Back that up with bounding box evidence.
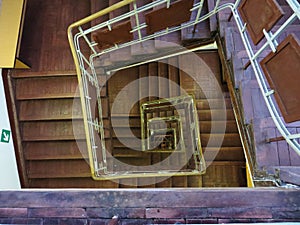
[1,69,29,187]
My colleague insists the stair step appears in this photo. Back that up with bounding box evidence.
[24,141,88,160]
[111,116,141,128]
[16,76,79,100]
[11,71,77,78]
[196,98,232,110]
[113,138,142,149]
[199,120,238,133]
[112,127,141,138]
[204,147,244,161]
[28,159,91,179]
[22,121,87,141]
[29,177,119,188]
[200,133,242,147]
[113,148,148,158]
[113,156,152,167]
[198,109,235,121]
[19,98,82,121]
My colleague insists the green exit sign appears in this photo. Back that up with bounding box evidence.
[1,129,11,143]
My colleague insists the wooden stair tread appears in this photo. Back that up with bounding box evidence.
[11,71,77,78]
[199,120,238,133]
[204,147,245,161]
[19,98,82,121]
[22,121,87,141]
[198,109,235,121]
[28,159,92,179]
[195,98,232,109]
[200,133,242,147]
[24,141,88,160]
[16,76,79,100]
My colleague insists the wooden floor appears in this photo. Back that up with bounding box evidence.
[7,0,247,188]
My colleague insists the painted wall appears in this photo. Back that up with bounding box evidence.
[0,69,21,189]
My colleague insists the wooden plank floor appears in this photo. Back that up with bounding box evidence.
[7,0,247,188]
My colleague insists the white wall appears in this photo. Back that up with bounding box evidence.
[0,69,21,189]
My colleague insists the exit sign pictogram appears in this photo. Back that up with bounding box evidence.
[1,129,11,143]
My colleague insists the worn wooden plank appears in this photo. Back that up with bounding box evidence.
[16,76,79,100]
[24,141,88,160]
[204,147,245,162]
[29,178,119,188]
[196,98,232,110]
[200,133,242,147]
[0,189,299,208]
[110,116,141,128]
[19,98,82,121]
[146,207,208,219]
[198,109,235,121]
[112,127,141,138]
[22,121,87,141]
[199,120,238,133]
[28,159,91,178]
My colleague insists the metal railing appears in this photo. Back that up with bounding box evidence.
[68,0,300,179]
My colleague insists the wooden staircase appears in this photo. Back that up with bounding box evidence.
[7,0,247,188]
